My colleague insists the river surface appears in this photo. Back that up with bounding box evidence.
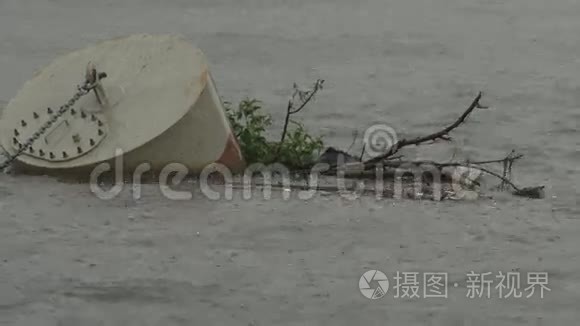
[0,0,578,325]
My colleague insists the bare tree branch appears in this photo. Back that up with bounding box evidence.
[365,92,485,165]
[279,79,324,145]
[346,130,359,154]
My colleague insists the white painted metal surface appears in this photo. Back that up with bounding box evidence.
[0,34,244,174]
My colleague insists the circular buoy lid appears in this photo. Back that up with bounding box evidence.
[12,107,107,162]
[0,34,209,168]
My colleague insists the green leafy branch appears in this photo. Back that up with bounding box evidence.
[224,80,324,170]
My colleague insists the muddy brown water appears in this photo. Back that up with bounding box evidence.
[0,1,579,325]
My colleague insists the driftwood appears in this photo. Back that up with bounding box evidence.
[269,78,544,200]
[313,91,544,199]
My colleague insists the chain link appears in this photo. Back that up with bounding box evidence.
[0,80,98,171]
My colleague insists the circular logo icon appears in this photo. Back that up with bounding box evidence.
[359,270,389,299]
[363,124,398,159]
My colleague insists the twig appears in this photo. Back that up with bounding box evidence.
[279,79,324,145]
[470,164,520,191]
[346,130,359,153]
[374,151,525,191]
[469,163,544,199]
[359,144,366,161]
[378,154,522,170]
[365,92,485,165]
[385,155,404,161]
[467,154,524,166]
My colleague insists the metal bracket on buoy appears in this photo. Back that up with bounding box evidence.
[85,62,110,110]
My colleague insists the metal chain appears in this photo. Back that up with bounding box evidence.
[0,80,98,171]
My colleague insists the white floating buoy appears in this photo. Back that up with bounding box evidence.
[0,34,245,175]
